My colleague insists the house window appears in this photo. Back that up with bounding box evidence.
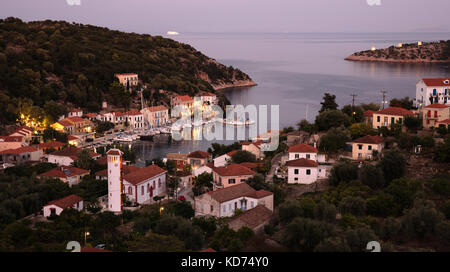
[434,111,438,118]
[391,117,395,124]
[294,169,299,174]
[223,205,226,213]
[377,116,380,122]
[433,89,437,96]
[368,145,372,150]
[229,179,236,184]
[141,186,144,195]
[128,187,132,195]
[358,145,363,150]
[158,178,161,187]
[251,202,254,208]
[295,154,299,159]
[210,205,214,212]
[234,202,238,210]
[306,154,310,159]
[294,177,298,181]
[306,169,311,175]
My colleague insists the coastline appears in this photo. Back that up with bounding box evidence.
[345,55,450,63]
[211,80,257,91]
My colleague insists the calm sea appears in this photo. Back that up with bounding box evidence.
[133,32,450,165]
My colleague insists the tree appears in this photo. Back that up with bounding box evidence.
[314,237,351,252]
[319,93,338,113]
[167,176,181,198]
[348,123,375,139]
[76,149,94,170]
[377,150,406,183]
[281,217,336,251]
[315,110,351,131]
[246,174,267,190]
[231,150,256,163]
[192,172,213,196]
[94,121,115,134]
[339,196,366,216]
[434,135,450,163]
[319,126,351,154]
[404,116,422,131]
[378,217,402,241]
[314,201,337,223]
[401,199,444,239]
[166,201,195,219]
[329,161,358,186]
[126,232,186,252]
[389,96,414,110]
[43,100,67,124]
[341,105,364,123]
[366,192,396,217]
[297,119,317,133]
[345,226,379,252]
[358,164,385,189]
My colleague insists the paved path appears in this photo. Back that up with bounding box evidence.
[265,152,285,183]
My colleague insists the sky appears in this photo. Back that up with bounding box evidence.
[1,0,450,35]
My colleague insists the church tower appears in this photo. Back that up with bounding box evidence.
[107,149,123,213]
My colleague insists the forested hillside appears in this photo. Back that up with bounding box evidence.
[0,17,253,125]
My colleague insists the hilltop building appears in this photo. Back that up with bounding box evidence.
[415,78,450,107]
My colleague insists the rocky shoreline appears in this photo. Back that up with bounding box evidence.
[345,40,450,63]
[212,79,258,90]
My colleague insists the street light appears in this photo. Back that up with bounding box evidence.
[159,207,164,215]
[84,231,90,246]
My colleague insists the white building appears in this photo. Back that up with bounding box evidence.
[122,165,167,204]
[213,150,236,167]
[288,143,318,161]
[43,194,83,217]
[68,108,83,118]
[115,73,139,87]
[193,164,213,177]
[286,158,319,184]
[48,147,101,166]
[415,78,450,107]
[126,110,144,130]
[194,183,273,218]
[107,149,123,212]
[201,93,218,105]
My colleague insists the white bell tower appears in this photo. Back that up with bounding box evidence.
[107,149,123,213]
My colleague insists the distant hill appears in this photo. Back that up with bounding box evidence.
[0,17,255,124]
[345,40,450,63]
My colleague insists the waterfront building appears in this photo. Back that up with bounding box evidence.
[187,150,212,170]
[419,103,450,129]
[141,105,169,128]
[51,116,93,135]
[350,135,384,160]
[371,107,414,129]
[194,183,273,217]
[114,73,139,88]
[125,110,144,130]
[415,78,450,107]
[212,163,255,190]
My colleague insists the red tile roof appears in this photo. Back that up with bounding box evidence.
[58,120,73,127]
[437,119,450,124]
[375,107,414,116]
[207,183,256,203]
[288,144,318,153]
[123,165,166,185]
[199,248,216,252]
[106,149,123,156]
[213,164,255,177]
[353,135,384,144]
[39,166,89,179]
[84,113,97,118]
[239,162,263,170]
[228,205,273,230]
[364,110,375,117]
[96,165,141,177]
[115,73,138,76]
[174,95,193,102]
[424,103,449,109]
[67,116,87,122]
[422,78,450,87]
[69,108,82,113]
[127,110,142,116]
[45,194,83,209]
[146,105,168,112]
[10,126,33,135]
[49,147,99,161]
[68,135,79,141]
[286,158,318,168]
[0,136,24,142]
[0,146,38,155]
[245,190,273,199]
[38,141,66,149]
[188,150,211,159]
[226,150,238,157]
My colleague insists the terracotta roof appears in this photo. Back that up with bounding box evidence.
[286,158,318,168]
[81,247,112,252]
[422,78,450,87]
[0,136,23,142]
[115,73,138,76]
[213,164,255,177]
[146,105,168,112]
[364,110,375,117]
[288,144,318,153]
[226,150,238,157]
[96,165,141,177]
[207,183,256,203]
[45,194,83,209]
[123,165,166,185]
[375,107,414,116]
[69,108,82,113]
[245,190,273,199]
[228,205,273,229]
[437,119,450,124]
[127,110,142,116]
[49,147,99,160]
[67,116,87,123]
[84,113,97,118]
[10,126,33,135]
[0,146,38,155]
[188,150,211,159]
[167,153,188,160]
[202,93,216,97]
[58,120,73,127]
[39,166,89,179]
[239,162,262,170]
[176,171,192,177]
[95,156,107,165]
[38,141,66,149]
[106,149,123,156]
[68,135,79,141]
[199,248,216,252]
[353,135,384,144]
[174,95,193,102]
[424,103,449,109]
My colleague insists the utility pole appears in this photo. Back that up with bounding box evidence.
[350,93,357,108]
[381,90,388,109]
